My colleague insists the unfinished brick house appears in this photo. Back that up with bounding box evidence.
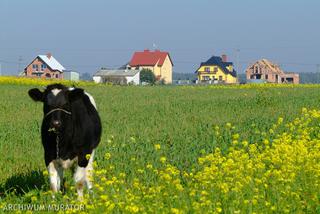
[246,59,299,84]
[24,53,65,79]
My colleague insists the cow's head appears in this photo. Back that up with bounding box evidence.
[28,84,84,132]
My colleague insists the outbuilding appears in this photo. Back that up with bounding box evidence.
[93,68,140,85]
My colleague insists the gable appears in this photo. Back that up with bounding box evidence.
[248,59,285,75]
[129,50,173,67]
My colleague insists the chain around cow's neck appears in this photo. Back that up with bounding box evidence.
[56,135,60,159]
[45,108,71,118]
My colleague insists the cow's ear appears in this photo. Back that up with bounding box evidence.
[68,88,84,102]
[28,88,44,102]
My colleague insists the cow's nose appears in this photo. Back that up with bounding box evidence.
[52,120,61,128]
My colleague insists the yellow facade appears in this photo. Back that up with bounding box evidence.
[159,56,173,84]
[131,56,173,84]
[197,65,237,84]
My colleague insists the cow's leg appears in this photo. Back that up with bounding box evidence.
[85,150,95,190]
[74,166,86,198]
[74,150,95,198]
[47,161,62,193]
[57,166,64,192]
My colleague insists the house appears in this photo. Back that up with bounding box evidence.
[128,49,173,84]
[63,70,80,81]
[93,68,140,85]
[195,55,237,84]
[24,53,65,79]
[246,59,299,84]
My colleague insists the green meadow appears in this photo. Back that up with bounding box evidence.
[0,83,320,213]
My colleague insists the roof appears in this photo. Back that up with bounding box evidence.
[94,69,140,77]
[196,56,237,77]
[251,59,284,74]
[129,50,173,67]
[38,55,65,72]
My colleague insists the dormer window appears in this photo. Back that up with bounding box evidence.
[32,64,39,71]
[41,64,47,71]
[204,67,210,72]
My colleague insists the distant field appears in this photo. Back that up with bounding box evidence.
[0,81,319,213]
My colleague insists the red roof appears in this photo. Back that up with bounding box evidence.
[129,50,173,67]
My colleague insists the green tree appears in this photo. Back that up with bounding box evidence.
[140,69,156,85]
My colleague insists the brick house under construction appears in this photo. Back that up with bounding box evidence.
[24,53,65,79]
[246,59,299,84]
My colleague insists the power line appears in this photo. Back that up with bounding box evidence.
[0,46,319,52]
[0,59,26,64]
[1,57,319,68]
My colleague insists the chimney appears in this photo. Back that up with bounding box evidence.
[221,54,227,62]
[47,53,52,59]
[144,49,150,52]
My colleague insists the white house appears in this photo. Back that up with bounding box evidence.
[93,68,140,85]
[63,70,80,81]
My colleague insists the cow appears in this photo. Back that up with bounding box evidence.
[28,83,102,198]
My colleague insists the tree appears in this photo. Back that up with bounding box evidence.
[80,72,92,81]
[140,68,156,85]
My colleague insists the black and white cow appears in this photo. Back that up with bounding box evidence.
[28,83,102,197]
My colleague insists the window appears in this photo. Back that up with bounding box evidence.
[255,66,259,73]
[265,74,268,79]
[32,72,41,77]
[203,76,210,80]
[213,67,218,73]
[56,74,59,78]
[45,73,51,78]
[32,64,39,71]
[204,67,210,72]
[219,76,223,81]
[41,64,47,71]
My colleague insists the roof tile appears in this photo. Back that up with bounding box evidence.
[129,50,172,67]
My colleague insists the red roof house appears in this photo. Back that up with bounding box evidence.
[129,50,173,84]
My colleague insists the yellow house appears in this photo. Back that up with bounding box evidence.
[129,50,173,84]
[196,55,237,84]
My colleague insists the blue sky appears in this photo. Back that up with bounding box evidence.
[0,0,319,75]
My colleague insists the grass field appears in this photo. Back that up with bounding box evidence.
[0,79,319,213]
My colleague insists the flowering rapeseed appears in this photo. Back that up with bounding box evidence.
[58,108,320,213]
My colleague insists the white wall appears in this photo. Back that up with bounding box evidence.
[126,72,140,85]
[93,76,102,83]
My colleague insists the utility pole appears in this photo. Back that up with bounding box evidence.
[236,49,240,73]
[317,64,320,84]
[18,56,23,75]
